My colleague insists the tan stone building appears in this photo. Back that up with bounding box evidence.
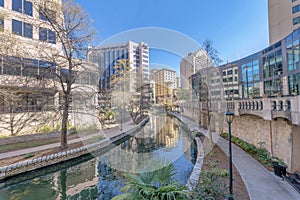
[0,0,98,135]
[153,68,177,103]
[268,0,300,44]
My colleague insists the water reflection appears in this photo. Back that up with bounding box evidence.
[0,115,196,200]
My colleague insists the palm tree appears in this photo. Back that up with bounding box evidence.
[112,163,188,200]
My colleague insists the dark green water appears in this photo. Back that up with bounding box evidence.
[0,115,196,200]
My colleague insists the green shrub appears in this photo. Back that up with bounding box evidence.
[191,168,228,199]
[37,125,52,133]
[24,153,35,159]
[221,132,273,167]
[91,135,105,142]
[68,127,78,135]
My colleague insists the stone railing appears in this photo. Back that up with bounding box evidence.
[226,96,300,125]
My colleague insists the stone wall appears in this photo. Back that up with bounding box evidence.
[223,114,300,173]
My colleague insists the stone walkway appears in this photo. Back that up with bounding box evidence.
[0,120,135,160]
[174,113,300,200]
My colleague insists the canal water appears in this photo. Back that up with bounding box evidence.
[0,115,196,200]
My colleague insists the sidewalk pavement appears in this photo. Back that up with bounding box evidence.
[176,113,300,200]
[0,120,135,160]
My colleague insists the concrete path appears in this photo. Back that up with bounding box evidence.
[0,121,135,160]
[175,113,300,200]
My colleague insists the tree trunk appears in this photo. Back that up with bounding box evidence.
[60,93,69,149]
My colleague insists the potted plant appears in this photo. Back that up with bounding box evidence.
[272,157,287,178]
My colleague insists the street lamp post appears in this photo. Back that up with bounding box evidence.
[225,110,234,200]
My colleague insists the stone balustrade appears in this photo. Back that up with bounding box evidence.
[226,95,300,125]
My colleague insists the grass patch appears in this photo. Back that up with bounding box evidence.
[0,139,57,154]
[24,153,35,159]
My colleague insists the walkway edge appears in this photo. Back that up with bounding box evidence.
[0,117,149,181]
[176,112,300,200]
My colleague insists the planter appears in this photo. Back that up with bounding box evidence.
[273,161,287,178]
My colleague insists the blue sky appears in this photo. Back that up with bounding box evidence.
[75,0,269,73]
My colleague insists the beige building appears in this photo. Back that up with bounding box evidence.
[0,0,98,135]
[268,0,300,44]
[153,68,176,103]
[180,49,211,89]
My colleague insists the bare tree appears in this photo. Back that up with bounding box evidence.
[202,39,223,66]
[35,0,95,149]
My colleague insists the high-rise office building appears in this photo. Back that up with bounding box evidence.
[87,41,149,92]
[180,49,211,89]
[268,0,300,44]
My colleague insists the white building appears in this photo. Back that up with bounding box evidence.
[87,41,149,92]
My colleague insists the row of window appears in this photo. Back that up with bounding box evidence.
[223,69,238,76]
[11,19,56,43]
[0,56,56,78]
[1,0,56,22]
[0,55,97,85]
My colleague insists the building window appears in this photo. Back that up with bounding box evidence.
[0,0,3,7]
[0,18,3,31]
[287,38,300,71]
[12,19,32,38]
[293,16,300,25]
[12,19,22,36]
[263,50,282,78]
[2,56,22,76]
[288,73,300,95]
[22,58,38,77]
[228,69,233,75]
[39,8,56,22]
[292,4,300,14]
[39,27,56,44]
[24,22,32,38]
[12,0,32,16]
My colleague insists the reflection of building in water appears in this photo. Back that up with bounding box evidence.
[97,160,124,199]
[154,116,179,149]
[62,159,99,199]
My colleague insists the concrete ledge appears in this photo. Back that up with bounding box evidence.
[186,137,204,191]
[0,117,149,180]
[168,112,205,191]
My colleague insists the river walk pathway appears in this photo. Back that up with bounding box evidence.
[174,113,299,200]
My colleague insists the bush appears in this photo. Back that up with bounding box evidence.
[221,133,273,167]
[68,127,78,135]
[191,168,228,200]
[37,125,52,133]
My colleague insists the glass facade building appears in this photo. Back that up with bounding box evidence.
[219,27,300,99]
